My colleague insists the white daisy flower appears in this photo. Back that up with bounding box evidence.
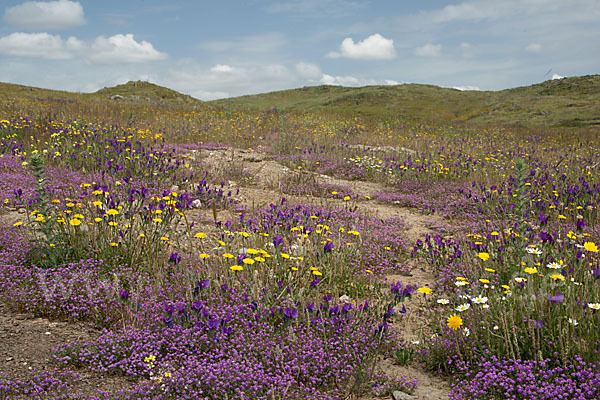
[472,295,488,304]
[546,262,561,269]
[456,303,471,312]
[437,299,450,304]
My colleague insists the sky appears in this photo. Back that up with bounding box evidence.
[0,0,599,100]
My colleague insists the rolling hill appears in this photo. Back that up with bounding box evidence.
[210,75,600,128]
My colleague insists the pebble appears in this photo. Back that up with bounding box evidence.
[393,391,416,400]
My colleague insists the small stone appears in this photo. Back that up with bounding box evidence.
[45,331,52,335]
[393,391,416,400]
[18,208,26,214]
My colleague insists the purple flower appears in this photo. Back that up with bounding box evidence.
[383,304,395,321]
[391,281,403,293]
[273,235,284,247]
[323,241,334,253]
[539,231,553,244]
[206,318,220,329]
[401,285,414,297]
[119,288,129,301]
[284,307,298,319]
[169,252,181,264]
[548,292,564,304]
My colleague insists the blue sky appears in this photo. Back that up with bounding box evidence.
[0,0,599,99]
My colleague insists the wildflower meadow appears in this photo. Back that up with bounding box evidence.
[0,83,599,400]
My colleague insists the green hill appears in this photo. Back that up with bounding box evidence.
[94,80,203,105]
[211,75,600,128]
[0,80,205,107]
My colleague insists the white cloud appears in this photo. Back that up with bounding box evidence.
[210,64,234,73]
[327,33,396,60]
[0,32,167,64]
[551,73,564,80]
[295,62,321,79]
[414,43,442,57]
[526,43,542,53]
[4,0,85,30]
[384,79,399,85]
[0,32,83,59]
[319,74,377,86]
[452,85,481,91]
[89,34,167,64]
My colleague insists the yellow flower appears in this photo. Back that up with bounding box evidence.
[479,279,490,284]
[550,274,565,281]
[447,314,463,330]
[13,221,23,227]
[242,258,255,265]
[94,217,103,223]
[109,242,118,247]
[312,270,322,276]
[160,236,169,241]
[584,242,598,253]
[484,268,495,273]
[194,232,207,239]
[152,218,162,223]
[223,253,234,259]
[106,209,119,216]
[230,265,243,271]
[92,201,102,207]
[417,287,432,294]
[365,269,373,274]
[199,253,210,259]
[524,267,538,275]
[477,252,490,261]
[144,355,156,363]
[69,218,81,226]
[281,253,290,259]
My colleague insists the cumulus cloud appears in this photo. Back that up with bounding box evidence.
[384,79,399,85]
[526,43,542,53]
[210,64,234,73]
[4,0,85,30]
[0,32,83,59]
[0,32,167,64]
[551,73,564,80]
[89,34,167,64]
[452,85,481,91]
[327,33,396,60]
[414,43,442,57]
[295,62,321,79]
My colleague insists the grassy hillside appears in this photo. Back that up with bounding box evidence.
[2,75,599,129]
[94,80,203,105]
[0,80,205,107]
[211,75,600,128]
